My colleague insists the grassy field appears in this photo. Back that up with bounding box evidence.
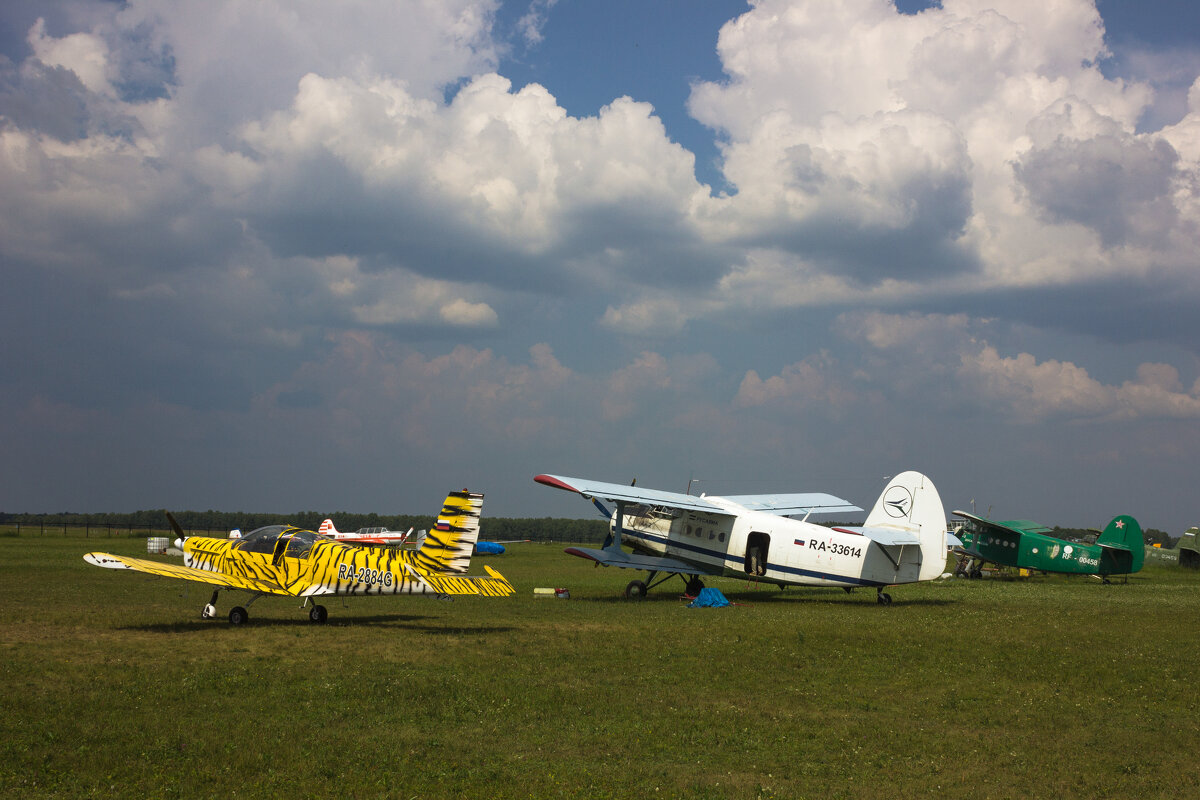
[2,532,1198,799]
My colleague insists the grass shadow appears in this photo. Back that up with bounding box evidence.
[119,613,525,633]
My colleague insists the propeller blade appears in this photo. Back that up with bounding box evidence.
[165,511,186,539]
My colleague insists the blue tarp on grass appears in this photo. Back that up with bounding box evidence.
[688,587,730,607]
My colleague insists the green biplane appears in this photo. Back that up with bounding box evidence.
[952,510,1144,582]
[1144,526,1200,568]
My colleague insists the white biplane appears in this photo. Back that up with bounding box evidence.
[535,471,947,604]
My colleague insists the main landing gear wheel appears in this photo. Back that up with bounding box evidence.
[228,606,249,625]
[685,576,705,596]
[309,604,328,624]
[624,580,648,600]
[876,591,893,606]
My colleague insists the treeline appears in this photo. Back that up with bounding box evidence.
[0,510,610,543]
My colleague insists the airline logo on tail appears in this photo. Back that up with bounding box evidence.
[883,485,913,519]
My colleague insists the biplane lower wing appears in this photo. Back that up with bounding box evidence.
[83,552,286,594]
[564,546,709,576]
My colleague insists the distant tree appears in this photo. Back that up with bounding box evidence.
[1143,528,1176,548]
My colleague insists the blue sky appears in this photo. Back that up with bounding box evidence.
[2,1,1199,534]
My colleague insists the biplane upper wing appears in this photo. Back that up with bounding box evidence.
[83,552,286,594]
[535,474,860,517]
[535,474,731,514]
[563,545,710,576]
[721,493,861,516]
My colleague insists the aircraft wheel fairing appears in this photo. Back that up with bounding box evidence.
[228,606,248,625]
[624,580,647,600]
[309,604,328,624]
[202,604,216,619]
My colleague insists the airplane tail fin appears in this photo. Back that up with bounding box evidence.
[863,471,948,581]
[319,518,339,537]
[415,490,484,574]
[1096,515,1144,574]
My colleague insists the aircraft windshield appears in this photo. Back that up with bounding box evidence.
[236,526,330,556]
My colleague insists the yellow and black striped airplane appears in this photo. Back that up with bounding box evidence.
[84,490,514,624]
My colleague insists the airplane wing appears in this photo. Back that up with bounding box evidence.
[563,546,710,576]
[953,510,1051,536]
[721,493,861,516]
[83,552,286,594]
[833,526,921,546]
[536,474,860,517]
[536,474,731,514]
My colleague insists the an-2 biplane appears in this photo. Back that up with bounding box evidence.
[84,490,514,624]
[952,510,1144,582]
[535,471,949,604]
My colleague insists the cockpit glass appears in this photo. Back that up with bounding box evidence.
[234,526,330,556]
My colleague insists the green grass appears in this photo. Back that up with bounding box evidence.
[2,535,1199,799]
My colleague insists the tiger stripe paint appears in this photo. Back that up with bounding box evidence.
[85,490,515,618]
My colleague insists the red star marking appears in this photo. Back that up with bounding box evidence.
[1115,520,1125,529]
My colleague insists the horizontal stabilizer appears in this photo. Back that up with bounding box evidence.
[563,546,709,576]
[833,526,921,547]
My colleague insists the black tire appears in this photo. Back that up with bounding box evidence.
[228,606,248,625]
[685,577,705,596]
[624,580,648,600]
[309,604,328,624]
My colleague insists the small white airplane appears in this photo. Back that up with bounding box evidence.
[317,519,426,547]
[534,471,948,604]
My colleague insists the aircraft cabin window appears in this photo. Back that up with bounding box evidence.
[236,525,288,554]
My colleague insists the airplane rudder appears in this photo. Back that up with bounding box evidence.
[417,489,485,573]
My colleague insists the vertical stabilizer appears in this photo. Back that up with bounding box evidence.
[1096,514,1145,574]
[864,471,948,581]
[415,490,484,574]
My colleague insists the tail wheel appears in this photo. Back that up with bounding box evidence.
[228,606,249,625]
[309,604,328,624]
[624,580,648,600]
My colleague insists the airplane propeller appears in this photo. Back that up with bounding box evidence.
[166,511,187,549]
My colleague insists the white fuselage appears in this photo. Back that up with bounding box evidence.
[615,497,924,588]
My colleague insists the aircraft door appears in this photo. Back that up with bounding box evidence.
[745,532,769,576]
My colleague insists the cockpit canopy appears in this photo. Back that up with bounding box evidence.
[235,525,331,558]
